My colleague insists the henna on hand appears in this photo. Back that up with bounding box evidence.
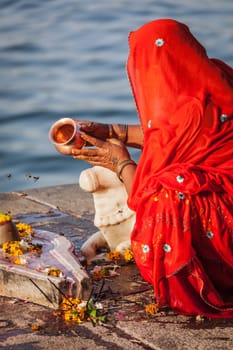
[72,133,131,172]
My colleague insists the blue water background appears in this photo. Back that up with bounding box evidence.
[0,0,232,193]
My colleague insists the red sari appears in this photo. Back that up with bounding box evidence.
[127,19,233,318]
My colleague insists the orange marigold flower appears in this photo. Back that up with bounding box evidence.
[107,250,121,261]
[60,297,86,323]
[31,324,40,331]
[123,249,134,262]
[145,302,159,315]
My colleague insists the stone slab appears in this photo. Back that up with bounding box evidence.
[0,229,92,308]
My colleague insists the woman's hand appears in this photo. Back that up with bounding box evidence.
[72,133,131,172]
[76,121,109,141]
[75,120,143,149]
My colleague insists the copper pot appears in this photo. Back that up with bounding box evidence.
[48,118,84,155]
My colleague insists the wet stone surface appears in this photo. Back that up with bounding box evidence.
[13,210,97,250]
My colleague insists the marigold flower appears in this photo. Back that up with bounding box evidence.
[0,212,12,223]
[43,267,64,277]
[145,302,159,315]
[16,222,33,237]
[123,249,134,262]
[31,324,40,331]
[2,241,24,256]
[59,297,107,325]
[60,297,86,323]
[13,256,28,265]
[107,250,121,261]
[2,240,42,259]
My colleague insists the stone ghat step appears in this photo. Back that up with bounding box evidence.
[0,230,92,308]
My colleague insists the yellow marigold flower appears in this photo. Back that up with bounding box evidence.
[59,297,106,325]
[16,222,33,237]
[76,318,83,324]
[43,267,63,277]
[60,297,86,323]
[13,256,28,265]
[61,302,71,311]
[123,249,134,262]
[0,212,12,224]
[2,241,24,256]
[2,240,42,258]
[145,302,159,315]
[64,311,72,321]
[107,250,121,261]
[49,268,61,277]
[61,297,81,309]
[77,307,86,320]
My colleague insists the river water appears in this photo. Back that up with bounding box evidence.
[0,0,232,193]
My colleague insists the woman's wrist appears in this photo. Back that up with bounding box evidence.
[116,124,128,143]
[108,124,128,143]
[116,159,137,182]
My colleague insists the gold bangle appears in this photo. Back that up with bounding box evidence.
[118,124,128,143]
[116,159,136,182]
[108,124,114,138]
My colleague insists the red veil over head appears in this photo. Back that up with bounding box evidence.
[127,19,233,207]
[126,19,233,317]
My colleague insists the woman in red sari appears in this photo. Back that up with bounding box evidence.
[72,19,233,318]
